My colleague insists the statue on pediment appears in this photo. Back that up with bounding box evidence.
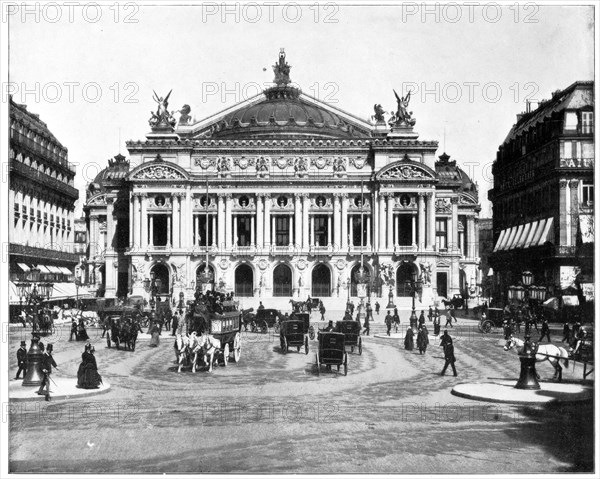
[178,104,192,125]
[389,89,416,127]
[273,49,291,86]
[372,104,386,124]
[149,89,177,129]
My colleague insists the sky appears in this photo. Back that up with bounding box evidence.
[6,1,596,218]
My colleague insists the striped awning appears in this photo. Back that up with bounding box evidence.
[17,263,31,272]
[59,267,73,275]
[493,217,555,251]
[36,265,52,273]
[47,266,62,274]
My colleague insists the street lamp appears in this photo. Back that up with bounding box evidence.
[75,277,82,308]
[406,278,422,332]
[197,264,214,294]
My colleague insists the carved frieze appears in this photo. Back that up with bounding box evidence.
[133,165,186,180]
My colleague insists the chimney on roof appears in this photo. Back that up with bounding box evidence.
[525,99,539,113]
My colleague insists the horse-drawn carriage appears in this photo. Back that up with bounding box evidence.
[315,332,348,376]
[106,314,141,351]
[242,307,277,334]
[34,312,55,336]
[280,314,310,354]
[478,307,504,333]
[176,297,242,372]
[335,320,362,355]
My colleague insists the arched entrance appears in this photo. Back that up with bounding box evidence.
[273,263,292,297]
[195,263,216,290]
[150,263,170,295]
[235,264,254,297]
[396,262,418,297]
[311,264,331,297]
[350,264,372,297]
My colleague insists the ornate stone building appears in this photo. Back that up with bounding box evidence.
[9,98,80,303]
[489,81,594,306]
[85,51,481,309]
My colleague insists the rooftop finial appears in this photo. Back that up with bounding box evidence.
[272,48,291,86]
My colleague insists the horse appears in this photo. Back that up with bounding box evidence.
[504,335,570,381]
[174,333,191,373]
[196,332,222,373]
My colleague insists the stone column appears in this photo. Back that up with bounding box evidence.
[232,215,238,246]
[217,195,225,249]
[427,192,435,250]
[333,194,341,250]
[378,193,386,250]
[294,193,302,249]
[264,194,271,248]
[451,197,459,253]
[90,215,99,260]
[225,194,232,249]
[418,193,426,251]
[250,215,255,246]
[131,194,139,249]
[340,193,348,250]
[106,197,114,251]
[386,194,394,249]
[289,214,294,246]
[212,216,217,246]
[271,216,276,245]
[166,215,171,246]
[171,195,179,248]
[310,216,315,246]
[393,215,399,246]
[412,214,417,245]
[467,216,476,258]
[181,189,192,249]
[256,194,263,249]
[328,215,332,246]
[569,179,579,247]
[348,215,353,247]
[366,216,371,248]
[149,215,154,246]
[140,194,148,248]
[302,194,310,249]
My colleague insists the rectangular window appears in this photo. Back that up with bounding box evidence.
[436,218,447,251]
[571,141,578,159]
[275,216,289,246]
[582,112,594,134]
[351,216,368,247]
[197,215,214,246]
[582,180,594,206]
[236,216,251,247]
[314,215,328,246]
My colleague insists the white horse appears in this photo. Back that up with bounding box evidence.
[504,335,570,381]
[174,333,191,373]
[196,332,222,373]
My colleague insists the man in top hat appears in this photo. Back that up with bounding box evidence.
[323,320,335,332]
[15,341,28,380]
[37,343,57,401]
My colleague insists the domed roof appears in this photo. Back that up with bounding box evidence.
[88,154,130,195]
[435,152,478,199]
[210,86,371,139]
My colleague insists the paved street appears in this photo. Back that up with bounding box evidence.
[8,314,593,474]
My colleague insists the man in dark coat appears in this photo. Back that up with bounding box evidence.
[375,301,380,315]
[385,311,393,336]
[343,310,353,321]
[440,331,457,376]
[428,306,433,322]
[417,326,429,354]
[70,319,78,341]
[404,327,414,350]
[539,319,551,343]
[362,311,370,336]
[15,341,27,379]
[418,311,426,328]
[37,343,57,400]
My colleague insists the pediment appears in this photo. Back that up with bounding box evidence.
[375,160,436,182]
[128,161,189,181]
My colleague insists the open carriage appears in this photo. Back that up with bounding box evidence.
[106,313,141,351]
[315,332,348,376]
[335,320,362,355]
[280,314,310,354]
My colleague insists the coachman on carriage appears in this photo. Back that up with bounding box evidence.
[106,314,142,351]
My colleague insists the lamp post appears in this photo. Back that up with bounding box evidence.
[509,271,547,335]
[16,267,54,336]
[75,277,82,309]
[406,278,422,332]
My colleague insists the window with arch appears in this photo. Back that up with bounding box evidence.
[273,263,292,297]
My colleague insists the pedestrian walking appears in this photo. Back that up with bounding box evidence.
[428,306,433,322]
[69,319,78,341]
[440,331,457,376]
[449,305,457,324]
[172,310,180,336]
[433,312,441,336]
[366,302,373,322]
[363,312,370,336]
[393,310,400,333]
[77,343,102,389]
[418,310,426,328]
[15,341,27,380]
[404,327,414,350]
[37,343,57,401]
[417,326,429,354]
[375,301,380,315]
[562,322,572,344]
[385,311,393,336]
[319,303,326,321]
[539,318,551,343]
[444,309,454,328]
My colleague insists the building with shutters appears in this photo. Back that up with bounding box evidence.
[488,81,594,306]
[85,50,481,309]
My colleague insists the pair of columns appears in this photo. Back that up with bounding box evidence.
[379,192,436,250]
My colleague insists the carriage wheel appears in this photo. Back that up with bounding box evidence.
[316,352,320,376]
[304,337,309,355]
[482,320,493,334]
[106,334,111,348]
[344,353,348,376]
[358,337,362,356]
[261,321,268,334]
[222,343,230,367]
[233,332,241,363]
[309,326,315,341]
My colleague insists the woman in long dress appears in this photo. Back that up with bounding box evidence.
[149,323,160,347]
[404,327,414,351]
[77,344,102,389]
[417,326,429,355]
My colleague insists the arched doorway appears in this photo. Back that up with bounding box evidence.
[396,262,418,297]
[195,263,216,291]
[150,263,170,295]
[312,264,331,297]
[350,264,372,297]
[273,263,292,297]
[235,264,254,297]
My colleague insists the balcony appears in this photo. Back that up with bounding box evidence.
[10,160,79,200]
[9,242,79,264]
[309,244,334,258]
[232,244,257,259]
[270,244,297,258]
[145,244,172,258]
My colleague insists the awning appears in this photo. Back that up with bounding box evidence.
[500,227,515,250]
[504,226,520,250]
[47,266,62,274]
[59,267,73,275]
[493,230,506,252]
[36,265,52,274]
[17,263,31,272]
[524,220,540,248]
[537,217,554,245]
[515,222,532,249]
[508,224,525,250]
[542,297,559,310]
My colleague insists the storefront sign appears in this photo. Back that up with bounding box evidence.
[559,157,594,168]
